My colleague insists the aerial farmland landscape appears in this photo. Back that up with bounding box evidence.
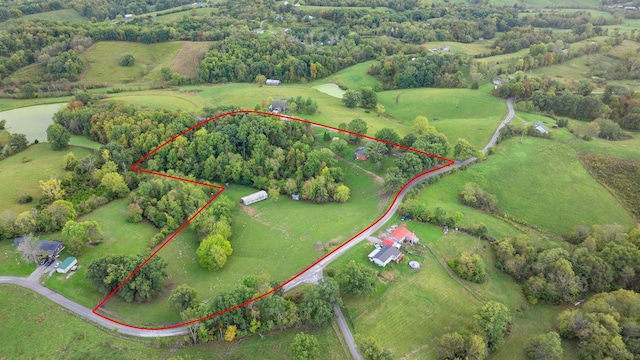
[1,0,640,359]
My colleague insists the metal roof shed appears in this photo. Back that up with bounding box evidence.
[57,257,77,274]
[240,190,268,205]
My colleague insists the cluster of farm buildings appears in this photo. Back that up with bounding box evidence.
[14,237,77,274]
[368,226,418,267]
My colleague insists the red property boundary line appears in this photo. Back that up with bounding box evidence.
[91,110,455,330]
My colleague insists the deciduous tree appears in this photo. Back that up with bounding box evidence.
[474,301,511,351]
[342,89,361,108]
[46,124,70,150]
[291,332,319,360]
[526,332,563,360]
[337,260,377,297]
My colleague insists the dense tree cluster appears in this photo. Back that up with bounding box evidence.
[448,252,487,284]
[494,224,640,304]
[180,276,342,343]
[458,182,499,214]
[337,260,377,298]
[558,290,640,360]
[87,253,168,303]
[368,53,467,90]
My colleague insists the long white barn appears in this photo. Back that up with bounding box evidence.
[240,190,268,205]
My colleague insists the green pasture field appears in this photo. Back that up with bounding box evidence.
[85,153,388,325]
[0,9,87,30]
[105,90,206,111]
[0,240,37,276]
[0,285,170,360]
[315,60,382,90]
[608,39,640,58]
[377,88,507,150]
[81,41,183,85]
[69,135,103,149]
[1,283,347,359]
[332,227,578,359]
[420,137,635,235]
[531,55,592,81]
[167,84,414,136]
[0,144,93,214]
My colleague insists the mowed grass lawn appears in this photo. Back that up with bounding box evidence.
[378,88,507,150]
[419,137,634,235]
[94,156,388,326]
[333,226,578,359]
[0,144,93,213]
[45,198,157,312]
[0,240,37,276]
[82,41,184,85]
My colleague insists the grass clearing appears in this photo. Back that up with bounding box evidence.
[45,197,158,310]
[0,240,37,276]
[153,7,219,23]
[105,90,205,111]
[0,144,93,214]
[378,88,507,150]
[421,137,634,235]
[0,97,71,112]
[168,42,212,78]
[421,41,492,55]
[82,41,184,85]
[316,60,382,90]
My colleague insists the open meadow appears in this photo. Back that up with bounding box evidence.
[416,136,635,235]
[378,87,507,150]
[81,42,183,85]
[0,144,93,213]
[314,60,383,90]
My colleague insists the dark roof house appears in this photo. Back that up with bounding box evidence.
[14,238,65,259]
[269,99,288,113]
[368,245,404,267]
[355,147,367,161]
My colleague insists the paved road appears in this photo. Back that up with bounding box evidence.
[0,276,188,337]
[334,305,363,360]
[1,98,516,345]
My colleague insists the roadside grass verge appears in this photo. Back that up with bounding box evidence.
[0,144,93,214]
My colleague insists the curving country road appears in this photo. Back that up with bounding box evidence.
[0,98,515,347]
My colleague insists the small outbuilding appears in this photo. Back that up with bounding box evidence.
[240,190,268,205]
[409,261,421,270]
[389,226,419,244]
[266,79,281,86]
[56,256,77,274]
[355,147,367,161]
[269,99,288,113]
[533,121,549,134]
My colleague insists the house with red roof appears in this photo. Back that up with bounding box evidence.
[382,237,401,249]
[389,226,418,244]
